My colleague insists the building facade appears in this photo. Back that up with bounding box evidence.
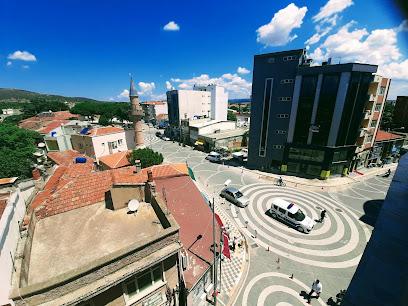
[393,96,408,131]
[141,101,168,125]
[166,85,228,127]
[354,75,391,168]
[71,126,129,160]
[248,48,387,179]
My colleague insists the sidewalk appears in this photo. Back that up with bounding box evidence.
[244,163,398,192]
[194,180,249,306]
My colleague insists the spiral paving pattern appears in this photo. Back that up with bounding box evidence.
[232,184,371,268]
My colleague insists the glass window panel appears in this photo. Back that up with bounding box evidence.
[153,267,162,283]
[126,281,137,295]
[137,272,153,293]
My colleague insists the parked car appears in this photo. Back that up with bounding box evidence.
[269,198,315,233]
[220,187,250,207]
[161,136,170,141]
[206,151,222,162]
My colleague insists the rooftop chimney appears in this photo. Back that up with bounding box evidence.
[134,160,142,173]
[147,169,153,182]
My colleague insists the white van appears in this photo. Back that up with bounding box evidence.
[269,198,315,233]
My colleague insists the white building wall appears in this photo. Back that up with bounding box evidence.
[178,90,211,121]
[0,181,35,306]
[155,103,168,116]
[198,121,236,135]
[194,85,228,121]
[92,132,128,159]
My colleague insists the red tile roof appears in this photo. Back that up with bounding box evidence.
[0,193,10,220]
[375,130,403,142]
[47,150,92,166]
[98,151,131,169]
[142,101,166,105]
[155,176,221,290]
[38,120,68,134]
[18,111,79,134]
[87,126,124,137]
[30,163,189,219]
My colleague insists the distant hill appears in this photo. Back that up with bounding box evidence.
[0,88,106,104]
[228,98,251,104]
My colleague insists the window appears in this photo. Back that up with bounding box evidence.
[370,120,377,128]
[123,265,164,303]
[118,139,123,146]
[272,145,284,149]
[374,104,382,112]
[108,141,118,149]
[280,79,294,84]
[279,97,292,102]
[366,135,373,143]
[276,114,289,118]
[283,55,297,61]
[259,78,273,156]
[275,130,287,134]
[278,207,286,214]
[273,205,278,210]
[267,57,275,63]
[288,147,324,162]
[379,86,386,95]
[333,150,348,162]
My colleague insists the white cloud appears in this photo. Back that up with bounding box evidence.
[163,21,180,31]
[166,81,173,90]
[8,50,37,61]
[170,72,252,99]
[237,67,250,75]
[309,21,401,67]
[6,61,12,66]
[118,89,129,100]
[313,0,353,22]
[138,82,155,96]
[256,3,307,47]
[387,80,408,100]
[22,65,30,69]
[306,0,353,46]
[308,20,408,97]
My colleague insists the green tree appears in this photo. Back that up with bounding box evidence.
[128,148,163,168]
[98,114,111,126]
[0,124,41,178]
[227,110,237,121]
[2,114,27,125]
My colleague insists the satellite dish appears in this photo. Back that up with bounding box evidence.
[128,199,140,213]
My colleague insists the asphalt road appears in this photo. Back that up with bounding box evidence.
[145,128,392,306]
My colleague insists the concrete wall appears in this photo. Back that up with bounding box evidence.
[71,134,95,157]
[170,90,212,124]
[0,181,35,306]
[109,185,145,211]
[92,132,128,159]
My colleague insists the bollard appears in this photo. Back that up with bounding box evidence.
[290,274,293,279]
[276,257,280,264]
[245,221,248,228]
[254,229,257,238]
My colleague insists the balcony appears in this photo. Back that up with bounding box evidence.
[356,136,365,146]
[364,110,371,119]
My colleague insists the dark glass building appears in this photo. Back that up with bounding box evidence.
[247,49,378,179]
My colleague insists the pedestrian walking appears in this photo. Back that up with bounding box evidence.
[319,210,326,223]
[307,279,322,304]
[232,237,236,252]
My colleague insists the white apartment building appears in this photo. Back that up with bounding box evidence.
[194,84,228,122]
[166,84,228,126]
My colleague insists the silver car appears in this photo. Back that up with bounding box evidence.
[220,187,250,207]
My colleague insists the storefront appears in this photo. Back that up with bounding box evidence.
[281,144,355,179]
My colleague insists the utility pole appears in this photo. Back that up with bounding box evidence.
[212,197,218,306]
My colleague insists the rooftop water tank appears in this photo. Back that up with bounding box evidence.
[75,157,87,163]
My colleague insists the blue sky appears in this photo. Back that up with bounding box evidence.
[1,0,407,101]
